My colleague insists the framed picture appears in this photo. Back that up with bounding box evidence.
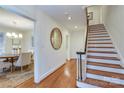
[13,39,20,45]
[88,12,93,20]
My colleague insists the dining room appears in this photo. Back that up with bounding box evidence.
[0,7,35,87]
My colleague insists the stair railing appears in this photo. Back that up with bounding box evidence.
[76,7,89,82]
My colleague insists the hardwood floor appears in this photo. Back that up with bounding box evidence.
[16,60,77,88]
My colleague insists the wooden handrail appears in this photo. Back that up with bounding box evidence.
[84,7,89,53]
[76,7,89,55]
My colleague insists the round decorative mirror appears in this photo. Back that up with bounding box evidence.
[50,27,62,50]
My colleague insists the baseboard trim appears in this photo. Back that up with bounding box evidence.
[104,24,124,68]
[35,62,66,83]
[70,58,77,61]
[76,81,100,88]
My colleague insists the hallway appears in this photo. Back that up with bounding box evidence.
[16,60,77,88]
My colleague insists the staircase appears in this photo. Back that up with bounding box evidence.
[78,24,124,88]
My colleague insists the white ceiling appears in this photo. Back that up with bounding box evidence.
[0,8,34,31]
[39,5,87,32]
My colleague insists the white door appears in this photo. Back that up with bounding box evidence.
[66,35,70,61]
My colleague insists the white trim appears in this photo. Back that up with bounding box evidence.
[88,34,109,37]
[87,65,124,74]
[87,58,120,65]
[88,37,111,40]
[88,40,112,43]
[87,73,124,85]
[88,44,113,47]
[87,53,118,57]
[76,81,100,88]
[36,62,65,83]
[87,48,115,51]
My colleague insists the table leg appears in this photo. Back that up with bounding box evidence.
[11,58,14,72]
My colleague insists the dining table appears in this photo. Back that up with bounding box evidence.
[0,54,19,72]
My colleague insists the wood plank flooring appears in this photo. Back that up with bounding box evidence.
[16,60,77,88]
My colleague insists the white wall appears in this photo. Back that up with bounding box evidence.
[88,6,103,25]
[2,6,71,83]
[101,6,108,25]
[102,5,124,67]
[70,30,86,58]
[22,30,33,52]
[35,10,70,83]
[0,25,32,53]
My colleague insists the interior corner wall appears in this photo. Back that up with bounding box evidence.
[88,6,103,25]
[70,30,86,59]
[4,6,70,83]
[103,5,124,67]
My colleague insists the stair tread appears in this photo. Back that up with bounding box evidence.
[88,33,108,36]
[87,46,114,48]
[87,58,120,65]
[89,32,107,34]
[84,78,124,88]
[88,39,111,41]
[87,55,120,61]
[88,36,110,38]
[88,42,113,44]
[89,32,108,34]
[89,31,107,33]
[87,69,124,80]
[87,61,121,68]
[87,50,117,54]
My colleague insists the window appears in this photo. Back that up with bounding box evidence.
[0,32,5,54]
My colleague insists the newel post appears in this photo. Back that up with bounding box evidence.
[76,51,86,81]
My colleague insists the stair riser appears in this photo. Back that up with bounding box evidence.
[87,46,114,49]
[87,63,121,68]
[88,41,112,43]
[88,42,112,45]
[88,34,109,37]
[88,37,111,40]
[76,81,100,88]
[88,48,116,51]
[89,32,107,34]
[87,65,124,74]
[88,33,108,36]
[88,44,113,47]
[87,51,117,54]
[88,39,111,42]
[87,55,120,61]
[87,53,118,57]
[89,28,105,30]
[87,58,120,65]
[88,36,110,38]
[86,73,124,85]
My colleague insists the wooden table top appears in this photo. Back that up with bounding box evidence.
[0,54,19,58]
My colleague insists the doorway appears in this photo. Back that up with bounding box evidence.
[87,6,103,25]
[0,6,35,88]
[66,34,70,61]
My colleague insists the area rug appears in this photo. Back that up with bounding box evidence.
[0,66,34,88]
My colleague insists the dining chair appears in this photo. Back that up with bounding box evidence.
[14,52,32,71]
[0,61,11,72]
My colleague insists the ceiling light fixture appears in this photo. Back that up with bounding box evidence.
[74,26,78,29]
[68,16,72,20]
[13,20,17,25]
[64,12,68,15]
